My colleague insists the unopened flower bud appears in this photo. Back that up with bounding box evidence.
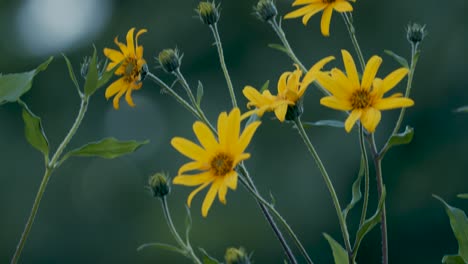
[406,23,427,47]
[285,101,304,121]
[254,0,277,22]
[197,1,219,25]
[148,172,170,198]
[158,49,181,73]
[225,247,251,264]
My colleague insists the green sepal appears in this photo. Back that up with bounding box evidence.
[434,195,468,262]
[384,50,409,68]
[83,46,99,96]
[442,255,466,264]
[0,56,53,104]
[20,102,49,158]
[260,80,270,92]
[62,54,81,94]
[62,138,149,161]
[199,248,220,264]
[301,120,345,129]
[342,156,365,220]
[268,43,289,55]
[455,106,468,113]
[323,233,349,264]
[196,81,204,106]
[137,242,184,255]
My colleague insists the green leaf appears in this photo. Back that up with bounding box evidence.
[434,195,468,262]
[354,187,387,255]
[185,205,192,244]
[455,106,468,113]
[342,156,365,220]
[83,47,99,96]
[64,138,149,161]
[442,255,466,264]
[21,102,49,157]
[196,81,204,106]
[384,50,409,68]
[268,44,289,55]
[97,61,122,90]
[260,80,270,92]
[301,120,345,129]
[458,194,468,199]
[388,126,414,148]
[62,54,81,93]
[0,56,53,103]
[323,233,349,264]
[199,248,220,264]
[137,242,184,255]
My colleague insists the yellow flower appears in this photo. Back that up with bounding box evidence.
[284,0,355,37]
[171,108,261,217]
[103,28,147,110]
[316,50,414,133]
[243,56,334,122]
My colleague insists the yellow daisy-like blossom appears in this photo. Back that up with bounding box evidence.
[284,0,355,37]
[243,56,334,122]
[103,27,147,110]
[316,50,414,133]
[171,108,261,217]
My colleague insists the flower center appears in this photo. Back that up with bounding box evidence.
[123,57,141,83]
[210,152,234,176]
[350,89,372,109]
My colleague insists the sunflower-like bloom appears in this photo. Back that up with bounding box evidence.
[285,0,355,37]
[316,50,414,133]
[171,108,261,217]
[243,56,334,122]
[103,28,147,109]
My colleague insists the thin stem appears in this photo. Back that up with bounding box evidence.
[358,124,369,227]
[341,13,365,72]
[369,134,388,264]
[210,24,237,108]
[11,97,89,264]
[161,197,202,264]
[294,118,353,263]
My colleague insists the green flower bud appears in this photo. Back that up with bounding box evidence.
[254,0,277,22]
[148,172,170,198]
[197,1,219,25]
[158,49,181,73]
[225,247,251,264]
[285,101,304,122]
[406,23,427,47]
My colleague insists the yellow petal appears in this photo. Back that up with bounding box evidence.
[285,5,319,19]
[112,88,126,110]
[301,56,335,90]
[237,121,261,154]
[187,181,211,208]
[292,0,322,6]
[226,108,241,152]
[202,179,222,217]
[105,78,126,99]
[218,184,228,204]
[320,96,352,110]
[301,4,326,25]
[277,71,290,94]
[178,161,207,175]
[320,5,334,37]
[333,1,353,12]
[361,108,381,133]
[344,109,362,132]
[274,102,289,122]
[225,171,238,190]
[103,48,124,63]
[374,97,414,110]
[135,28,147,48]
[341,50,360,89]
[381,68,409,94]
[126,27,136,57]
[193,121,218,152]
[114,36,128,57]
[125,87,135,107]
[217,111,229,149]
[234,153,251,165]
[173,172,214,186]
[171,137,209,163]
[361,56,383,90]
[330,68,354,93]
[315,72,350,99]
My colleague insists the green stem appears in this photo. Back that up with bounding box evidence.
[294,118,353,263]
[341,13,366,72]
[358,124,369,227]
[161,197,202,264]
[210,24,237,108]
[11,97,89,264]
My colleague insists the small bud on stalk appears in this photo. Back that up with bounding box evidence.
[197,1,220,25]
[158,49,181,73]
[406,23,427,49]
[225,247,251,264]
[254,0,278,22]
[148,172,170,198]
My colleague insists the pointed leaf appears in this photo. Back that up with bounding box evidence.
[434,195,468,262]
[384,50,409,68]
[137,242,184,255]
[185,205,192,244]
[64,138,149,160]
[455,106,468,113]
[268,44,289,55]
[21,102,49,157]
[260,80,270,92]
[388,126,414,148]
[323,233,349,264]
[0,57,53,103]
[196,81,204,106]
[301,120,345,129]
[83,47,99,96]
[342,156,365,220]
[442,255,466,264]
[199,248,220,264]
[458,194,468,199]
[62,54,81,93]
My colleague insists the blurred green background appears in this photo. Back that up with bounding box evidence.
[1,0,467,263]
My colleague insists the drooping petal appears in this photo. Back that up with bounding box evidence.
[173,172,214,186]
[237,121,261,154]
[360,108,381,133]
[178,161,207,175]
[333,1,353,12]
[112,88,126,110]
[125,87,135,107]
[171,137,209,163]
[193,121,218,152]
[374,97,414,110]
[126,28,136,57]
[114,37,128,56]
[320,5,334,37]
[274,102,289,122]
[301,56,335,90]
[187,182,211,207]
[341,50,360,89]
[320,96,353,111]
[105,78,125,99]
[381,68,409,94]
[135,28,147,49]
[202,179,222,217]
[361,56,383,91]
[344,109,362,132]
